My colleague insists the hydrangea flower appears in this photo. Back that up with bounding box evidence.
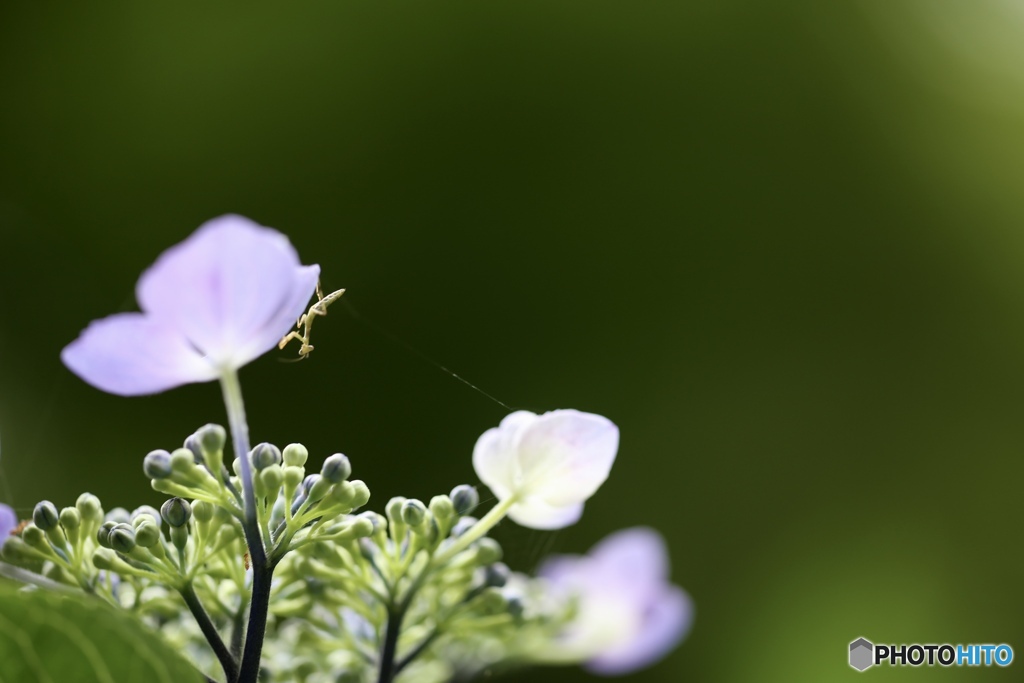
[0,503,16,548]
[539,527,693,675]
[61,215,320,396]
[472,409,618,529]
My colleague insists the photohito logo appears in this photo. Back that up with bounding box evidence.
[849,638,1013,671]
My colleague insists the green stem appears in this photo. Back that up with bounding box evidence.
[219,369,273,683]
[433,496,516,565]
[180,582,238,682]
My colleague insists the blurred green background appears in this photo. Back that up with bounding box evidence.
[2,1,1024,680]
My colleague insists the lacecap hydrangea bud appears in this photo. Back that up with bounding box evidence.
[59,507,81,531]
[22,524,47,549]
[105,508,131,525]
[33,501,59,531]
[183,432,203,463]
[109,524,136,554]
[484,562,511,588]
[144,450,174,479]
[402,499,427,526]
[161,498,192,528]
[430,495,455,524]
[451,516,478,537]
[191,500,215,523]
[197,423,226,455]
[282,443,308,467]
[321,453,351,484]
[76,493,103,523]
[475,537,503,565]
[134,521,161,548]
[348,480,370,509]
[96,521,117,548]
[131,506,162,528]
[450,485,479,516]
[251,443,282,471]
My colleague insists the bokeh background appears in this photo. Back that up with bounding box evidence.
[2,1,1024,680]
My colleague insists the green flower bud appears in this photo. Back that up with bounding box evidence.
[191,500,215,524]
[260,464,283,492]
[196,423,226,457]
[386,497,407,524]
[450,485,479,516]
[59,507,81,531]
[134,521,161,548]
[251,443,282,471]
[171,448,198,475]
[282,443,308,467]
[75,493,103,523]
[402,499,426,527]
[21,524,47,549]
[2,537,38,565]
[321,453,351,484]
[161,498,192,528]
[327,481,355,508]
[350,516,375,539]
[429,495,455,524]
[96,521,117,548]
[475,537,503,565]
[143,450,173,479]
[92,547,117,570]
[131,506,162,528]
[283,465,305,489]
[306,475,332,503]
[109,523,136,554]
[33,501,59,531]
[348,480,370,510]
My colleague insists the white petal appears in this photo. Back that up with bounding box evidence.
[516,410,618,506]
[472,410,536,499]
[61,313,219,396]
[507,498,584,530]
[137,215,318,367]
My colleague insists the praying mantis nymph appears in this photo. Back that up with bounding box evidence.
[278,281,346,360]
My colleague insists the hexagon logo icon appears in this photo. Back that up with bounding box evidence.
[850,638,874,671]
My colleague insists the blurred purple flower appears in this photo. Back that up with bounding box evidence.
[539,527,693,675]
[0,503,16,548]
[62,215,320,395]
[473,410,618,529]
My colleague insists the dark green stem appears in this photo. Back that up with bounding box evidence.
[237,564,274,683]
[180,583,238,683]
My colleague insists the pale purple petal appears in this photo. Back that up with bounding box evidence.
[472,410,536,499]
[517,410,618,506]
[507,498,583,530]
[233,263,320,366]
[588,527,670,598]
[0,504,16,548]
[61,313,219,396]
[136,215,318,367]
[586,586,693,675]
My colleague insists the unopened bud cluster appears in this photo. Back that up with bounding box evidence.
[1,423,575,682]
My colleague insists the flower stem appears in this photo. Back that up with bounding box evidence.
[180,582,238,683]
[433,496,517,565]
[219,369,273,683]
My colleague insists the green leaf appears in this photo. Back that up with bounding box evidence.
[0,584,205,683]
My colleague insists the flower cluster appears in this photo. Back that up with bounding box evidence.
[0,216,692,682]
